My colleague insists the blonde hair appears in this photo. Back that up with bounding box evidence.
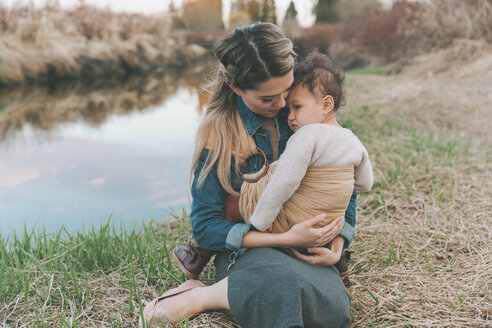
[191,23,296,195]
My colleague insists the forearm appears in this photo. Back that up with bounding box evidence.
[241,230,291,248]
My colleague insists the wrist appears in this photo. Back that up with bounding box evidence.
[272,231,292,247]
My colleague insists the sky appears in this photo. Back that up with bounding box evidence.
[2,0,395,27]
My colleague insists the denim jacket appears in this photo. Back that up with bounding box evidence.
[190,95,357,252]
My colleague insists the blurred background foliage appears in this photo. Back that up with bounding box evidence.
[0,0,491,86]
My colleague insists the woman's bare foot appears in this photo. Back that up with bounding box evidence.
[140,277,230,327]
[140,280,205,327]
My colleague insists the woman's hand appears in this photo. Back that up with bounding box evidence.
[241,214,344,249]
[290,247,341,266]
[282,214,344,248]
[290,236,345,266]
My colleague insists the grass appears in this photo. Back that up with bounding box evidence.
[340,73,491,327]
[0,213,231,327]
[1,72,491,327]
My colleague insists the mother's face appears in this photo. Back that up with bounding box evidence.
[233,70,294,119]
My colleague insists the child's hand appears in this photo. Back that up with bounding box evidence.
[290,247,342,266]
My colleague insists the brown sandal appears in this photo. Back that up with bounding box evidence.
[140,280,206,327]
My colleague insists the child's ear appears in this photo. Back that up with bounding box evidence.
[322,95,335,114]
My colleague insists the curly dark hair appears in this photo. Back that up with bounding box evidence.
[293,51,345,111]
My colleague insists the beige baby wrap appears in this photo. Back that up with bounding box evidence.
[239,165,355,233]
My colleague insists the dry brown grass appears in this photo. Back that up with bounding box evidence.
[0,5,191,86]
[340,70,492,327]
[399,38,492,82]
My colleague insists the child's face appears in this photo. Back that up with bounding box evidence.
[286,84,326,132]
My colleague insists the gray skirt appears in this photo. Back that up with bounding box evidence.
[214,247,351,328]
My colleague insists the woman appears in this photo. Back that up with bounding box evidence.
[142,23,356,328]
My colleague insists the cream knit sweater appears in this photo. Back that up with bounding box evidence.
[249,123,373,231]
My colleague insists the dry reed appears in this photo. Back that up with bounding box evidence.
[324,0,492,68]
[399,38,492,82]
[0,4,196,86]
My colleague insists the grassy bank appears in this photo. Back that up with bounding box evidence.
[339,73,491,327]
[0,214,223,327]
[0,5,208,87]
[1,72,491,327]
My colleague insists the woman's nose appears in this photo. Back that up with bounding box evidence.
[274,95,286,108]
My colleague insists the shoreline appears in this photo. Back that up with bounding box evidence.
[0,37,211,88]
[0,39,211,88]
[0,5,211,87]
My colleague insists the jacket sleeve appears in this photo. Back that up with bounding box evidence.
[190,150,252,252]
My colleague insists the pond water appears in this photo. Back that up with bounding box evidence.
[0,65,212,236]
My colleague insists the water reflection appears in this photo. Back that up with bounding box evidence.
[0,64,211,142]
[0,64,213,236]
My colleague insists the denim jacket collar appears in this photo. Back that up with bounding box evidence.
[236,95,263,136]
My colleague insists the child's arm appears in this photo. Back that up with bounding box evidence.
[248,126,320,231]
[354,142,373,192]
